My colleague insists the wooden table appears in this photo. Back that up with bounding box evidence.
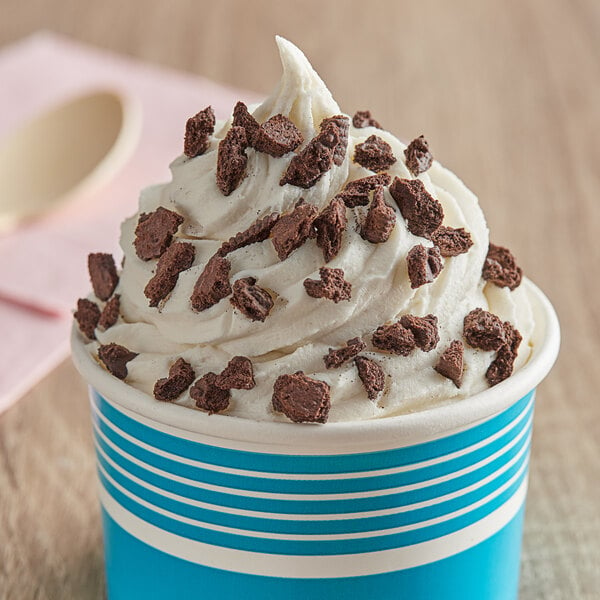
[1,1,599,598]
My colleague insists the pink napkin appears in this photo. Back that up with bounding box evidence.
[0,32,259,414]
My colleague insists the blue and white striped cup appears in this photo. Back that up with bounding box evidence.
[73,280,559,600]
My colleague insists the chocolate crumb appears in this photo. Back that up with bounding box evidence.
[320,115,350,166]
[230,277,274,321]
[372,322,417,356]
[352,110,381,129]
[434,340,464,388]
[399,314,439,351]
[144,242,195,307]
[314,197,347,262]
[216,356,255,390]
[218,212,280,256]
[184,106,215,158]
[272,372,330,424]
[74,298,100,339]
[360,186,396,243]
[134,207,184,261]
[98,343,137,380]
[153,358,196,402]
[486,322,522,386]
[98,295,120,331]
[232,101,260,146]
[355,356,385,400]
[271,201,318,260]
[88,253,119,301]
[324,337,366,369]
[216,125,248,196]
[404,135,433,176]
[190,372,230,414]
[463,308,507,351]
[191,255,232,311]
[353,135,396,172]
[407,245,443,288]
[304,267,351,303]
[253,114,303,157]
[482,243,523,290]
[389,177,444,238]
[430,226,474,257]
[336,173,392,208]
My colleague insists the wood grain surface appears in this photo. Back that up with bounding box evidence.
[1,1,599,598]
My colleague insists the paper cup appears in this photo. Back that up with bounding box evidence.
[71,279,559,600]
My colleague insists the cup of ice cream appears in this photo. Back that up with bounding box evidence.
[71,37,560,600]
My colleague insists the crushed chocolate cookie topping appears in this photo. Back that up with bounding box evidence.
[400,314,439,352]
[372,321,417,356]
[324,337,366,369]
[144,242,195,307]
[216,125,248,196]
[191,255,232,312]
[304,267,351,303]
[336,173,392,208]
[407,244,443,288]
[74,298,100,339]
[88,253,119,301]
[314,197,347,262]
[153,358,196,402]
[486,322,522,386]
[482,244,523,290]
[352,110,381,129]
[231,277,274,322]
[271,201,318,260]
[216,356,255,390]
[184,106,215,158]
[360,186,396,244]
[430,226,473,257]
[98,343,137,380]
[355,356,385,400]
[218,212,280,256]
[272,372,330,424]
[98,295,120,331]
[463,308,507,351]
[190,372,230,414]
[434,340,464,388]
[353,135,397,172]
[404,135,433,176]
[232,101,260,145]
[253,114,304,157]
[320,115,350,166]
[389,178,444,238]
[134,207,184,261]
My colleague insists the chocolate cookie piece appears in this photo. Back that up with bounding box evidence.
[253,114,303,157]
[271,201,318,260]
[360,186,396,243]
[153,358,196,402]
[404,135,433,176]
[389,177,444,238]
[463,308,507,351]
[353,135,396,172]
[320,115,350,166]
[144,242,195,307]
[98,295,120,331]
[430,226,473,257]
[272,372,331,424]
[434,340,464,388]
[190,372,230,414]
[399,314,439,351]
[74,298,100,339]
[216,125,248,196]
[304,267,351,303]
[355,356,385,400]
[482,244,523,290]
[314,197,347,262]
[336,173,392,208]
[372,321,417,356]
[216,356,255,390]
[230,277,274,322]
[134,207,184,261]
[352,110,381,129]
[88,253,119,301]
[324,337,366,369]
[218,212,280,256]
[98,343,137,380]
[191,255,232,312]
[232,101,260,145]
[407,245,443,288]
[486,322,522,386]
[184,106,215,157]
